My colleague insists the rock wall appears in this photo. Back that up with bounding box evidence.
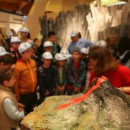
[40,3,90,48]
[39,2,130,47]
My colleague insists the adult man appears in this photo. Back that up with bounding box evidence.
[68,31,93,54]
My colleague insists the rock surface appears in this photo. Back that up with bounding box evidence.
[21,77,130,130]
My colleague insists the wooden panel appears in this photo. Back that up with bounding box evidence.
[0,2,19,10]
[25,0,49,39]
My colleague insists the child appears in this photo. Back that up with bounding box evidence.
[80,47,89,62]
[0,46,9,57]
[67,47,86,95]
[60,48,72,60]
[10,36,21,63]
[0,68,24,130]
[37,51,57,104]
[60,49,72,70]
[0,46,14,69]
[80,47,89,69]
[0,54,14,69]
[55,53,67,95]
[14,42,37,114]
[43,41,53,54]
[19,27,31,42]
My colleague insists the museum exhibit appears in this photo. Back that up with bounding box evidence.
[0,0,130,130]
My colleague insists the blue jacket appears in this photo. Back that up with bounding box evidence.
[67,59,86,88]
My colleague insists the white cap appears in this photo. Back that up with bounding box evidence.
[70,31,79,37]
[19,27,29,33]
[96,40,106,47]
[29,40,35,47]
[18,42,32,54]
[11,36,21,43]
[0,46,9,56]
[54,53,60,61]
[81,47,89,54]
[55,53,66,61]
[42,51,53,59]
[60,49,71,59]
[43,41,53,47]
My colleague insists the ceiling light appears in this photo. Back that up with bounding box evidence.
[99,0,128,6]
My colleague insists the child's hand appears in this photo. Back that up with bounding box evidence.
[18,103,25,111]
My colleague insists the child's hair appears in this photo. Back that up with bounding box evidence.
[0,68,14,85]
[0,54,14,65]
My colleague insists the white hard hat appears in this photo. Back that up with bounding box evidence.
[70,31,79,37]
[11,36,21,43]
[19,27,29,33]
[54,53,60,61]
[0,46,9,56]
[42,51,53,59]
[18,42,31,54]
[43,41,53,47]
[81,47,89,54]
[60,49,71,59]
[55,53,66,61]
[29,40,35,47]
[96,40,106,47]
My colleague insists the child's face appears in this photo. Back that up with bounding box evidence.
[4,76,16,88]
[21,48,32,60]
[43,59,52,67]
[11,43,19,51]
[29,48,34,57]
[57,60,66,67]
[20,32,28,38]
[44,47,53,53]
[72,51,81,61]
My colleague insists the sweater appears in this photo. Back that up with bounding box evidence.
[89,65,130,94]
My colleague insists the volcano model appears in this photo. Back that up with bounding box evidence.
[21,77,130,130]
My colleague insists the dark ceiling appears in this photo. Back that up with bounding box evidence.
[0,0,34,16]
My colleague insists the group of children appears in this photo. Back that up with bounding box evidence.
[0,29,90,129]
[1,27,130,130]
[37,46,89,104]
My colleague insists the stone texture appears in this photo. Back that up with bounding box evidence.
[21,78,130,130]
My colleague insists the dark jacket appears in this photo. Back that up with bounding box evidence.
[37,65,57,93]
[67,59,86,88]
